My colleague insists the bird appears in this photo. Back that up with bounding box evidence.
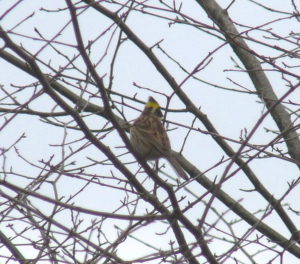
[130,96,189,181]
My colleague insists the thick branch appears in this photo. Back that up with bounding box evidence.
[196,0,300,163]
[0,231,28,264]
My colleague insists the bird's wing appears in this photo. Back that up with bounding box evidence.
[135,116,171,154]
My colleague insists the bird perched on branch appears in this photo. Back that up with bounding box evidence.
[130,96,189,181]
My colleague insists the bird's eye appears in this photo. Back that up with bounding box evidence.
[155,108,163,119]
